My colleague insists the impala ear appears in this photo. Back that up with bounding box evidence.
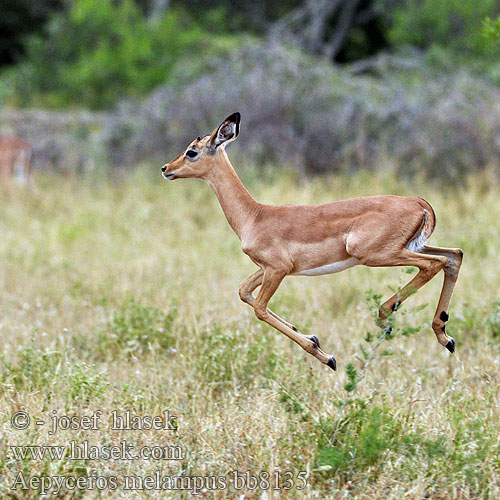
[208,112,240,150]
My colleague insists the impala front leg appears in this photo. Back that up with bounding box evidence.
[252,268,337,370]
[239,269,308,334]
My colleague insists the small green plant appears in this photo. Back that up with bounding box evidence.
[97,297,177,357]
[278,384,310,419]
[66,362,108,402]
[316,403,402,478]
[314,400,454,485]
[341,289,407,396]
[1,337,62,391]
[197,323,280,388]
[343,363,358,393]
[325,287,423,450]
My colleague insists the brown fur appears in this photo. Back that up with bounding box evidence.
[0,135,33,194]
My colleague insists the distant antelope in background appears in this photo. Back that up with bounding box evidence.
[0,135,33,189]
[161,113,463,371]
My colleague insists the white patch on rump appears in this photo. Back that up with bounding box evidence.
[406,228,428,253]
[293,257,359,276]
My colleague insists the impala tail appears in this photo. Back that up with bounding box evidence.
[406,207,435,253]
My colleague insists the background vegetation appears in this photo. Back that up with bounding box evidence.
[1,0,500,498]
[3,0,500,178]
[3,0,500,108]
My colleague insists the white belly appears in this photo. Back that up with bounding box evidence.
[293,257,359,276]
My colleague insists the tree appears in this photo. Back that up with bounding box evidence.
[269,0,386,61]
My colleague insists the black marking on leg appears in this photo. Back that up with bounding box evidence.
[445,338,456,353]
[309,335,321,348]
[291,325,298,332]
[392,300,401,312]
[440,311,449,322]
[327,356,337,371]
[441,325,446,333]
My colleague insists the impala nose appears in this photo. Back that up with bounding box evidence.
[161,165,167,172]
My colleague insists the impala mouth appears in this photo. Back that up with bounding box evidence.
[162,171,176,180]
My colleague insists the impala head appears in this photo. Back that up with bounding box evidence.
[161,112,240,180]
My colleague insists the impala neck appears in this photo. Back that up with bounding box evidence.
[204,150,260,239]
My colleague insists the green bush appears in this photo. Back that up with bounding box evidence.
[316,404,403,477]
[8,0,238,109]
[66,362,108,402]
[0,339,108,402]
[97,297,177,357]
[197,323,280,389]
[483,14,500,40]
[1,338,62,391]
[314,397,498,495]
[387,0,500,58]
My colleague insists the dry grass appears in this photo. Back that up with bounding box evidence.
[0,167,499,499]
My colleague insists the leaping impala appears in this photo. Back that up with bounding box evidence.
[161,113,463,371]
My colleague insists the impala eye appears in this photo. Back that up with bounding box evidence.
[185,149,198,158]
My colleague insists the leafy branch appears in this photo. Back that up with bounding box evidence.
[326,288,422,444]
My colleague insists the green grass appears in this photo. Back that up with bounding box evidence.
[0,168,499,498]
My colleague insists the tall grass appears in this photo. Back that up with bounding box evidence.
[0,167,499,498]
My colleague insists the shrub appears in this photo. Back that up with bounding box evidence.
[1,338,62,391]
[316,403,403,478]
[7,41,500,179]
[0,339,108,402]
[104,42,500,178]
[314,398,496,495]
[386,0,500,58]
[96,297,177,357]
[197,323,280,389]
[66,362,108,402]
[7,0,238,109]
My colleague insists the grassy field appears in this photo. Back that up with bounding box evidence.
[0,167,499,499]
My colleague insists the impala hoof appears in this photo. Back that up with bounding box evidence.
[309,335,321,348]
[327,356,337,371]
[392,300,401,312]
[445,338,456,353]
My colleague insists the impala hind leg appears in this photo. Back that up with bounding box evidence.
[239,269,319,345]
[252,267,337,370]
[420,246,463,353]
[375,250,457,350]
